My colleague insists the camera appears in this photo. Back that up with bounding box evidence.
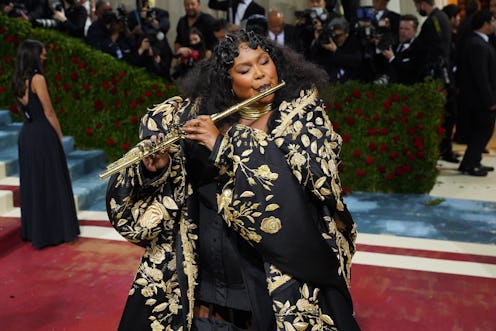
[317,23,336,46]
[8,2,28,18]
[295,8,330,31]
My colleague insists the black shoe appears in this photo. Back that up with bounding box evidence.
[441,153,460,163]
[483,148,489,154]
[458,166,488,176]
[479,164,494,172]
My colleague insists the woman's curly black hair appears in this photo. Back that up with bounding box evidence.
[178,29,329,118]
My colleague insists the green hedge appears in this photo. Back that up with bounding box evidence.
[0,15,445,193]
[0,15,179,161]
[323,81,445,193]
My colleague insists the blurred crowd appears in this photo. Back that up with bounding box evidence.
[2,0,496,175]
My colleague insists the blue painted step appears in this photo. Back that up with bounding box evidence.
[0,110,108,211]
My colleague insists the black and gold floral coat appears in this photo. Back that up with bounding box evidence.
[106,88,359,331]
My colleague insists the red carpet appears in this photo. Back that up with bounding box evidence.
[0,237,143,331]
[1,219,495,330]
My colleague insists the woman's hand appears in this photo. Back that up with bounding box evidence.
[182,115,220,151]
[141,133,170,172]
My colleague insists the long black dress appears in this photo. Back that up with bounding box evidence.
[18,74,80,249]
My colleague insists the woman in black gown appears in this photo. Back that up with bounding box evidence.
[12,39,79,249]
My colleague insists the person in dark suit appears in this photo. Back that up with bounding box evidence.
[458,10,496,176]
[453,0,481,145]
[371,0,400,39]
[267,8,297,49]
[381,14,424,85]
[413,0,452,80]
[208,0,265,28]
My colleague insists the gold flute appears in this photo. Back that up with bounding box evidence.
[99,81,286,179]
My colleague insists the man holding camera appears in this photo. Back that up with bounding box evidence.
[86,1,135,60]
[308,16,366,84]
[126,0,173,80]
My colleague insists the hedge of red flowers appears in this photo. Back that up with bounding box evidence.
[0,16,445,193]
[322,80,445,193]
[0,15,179,161]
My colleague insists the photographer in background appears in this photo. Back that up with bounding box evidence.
[86,1,135,60]
[129,34,171,81]
[294,0,340,58]
[50,0,88,39]
[126,0,173,80]
[308,16,367,84]
[1,0,52,23]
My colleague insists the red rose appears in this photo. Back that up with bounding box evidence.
[365,156,375,165]
[356,169,366,176]
[0,86,6,93]
[71,56,79,64]
[110,87,117,95]
[342,187,352,195]
[346,116,356,125]
[130,101,138,109]
[391,93,400,102]
[378,144,389,153]
[11,102,20,112]
[130,115,138,125]
[379,127,389,135]
[111,76,118,84]
[385,173,394,180]
[366,91,374,100]
[392,135,400,143]
[342,134,350,142]
[369,142,377,151]
[107,137,115,146]
[85,128,94,136]
[164,83,170,90]
[407,128,415,135]
[119,72,125,79]
[152,84,159,90]
[353,150,361,158]
[344,96,352,103]
[144,90,152,97]
[402,106,410,115]
[83,84,91,91]
[54,73,62,81]
[78,61,86,69]
[156,91,163,98]
[59,108,66,114]
[332,121,339,131]
[377,165,386,173]
[94,100,103,110]
[355,108,363,116]
[96,123,102,129]
[63,83,70,91]
[333,103,342,110]
[115,101,122,108]
[417,150,425,158]
[416,112,424,118]
[115,121,121,128]
[72,93,80,100]
[5,36,16,43]
[390,151,399,160]
[352,89,361,98]
[395,166,404,176]
[367,128,377,135]
[122,142,131,151]
[102,82,110,89]
[383,99,392,108]
[372,114,380,122]
[70,72,79,81]
[436,126,445,134]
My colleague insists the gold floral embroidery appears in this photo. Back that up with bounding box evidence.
[260,216,282,234]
